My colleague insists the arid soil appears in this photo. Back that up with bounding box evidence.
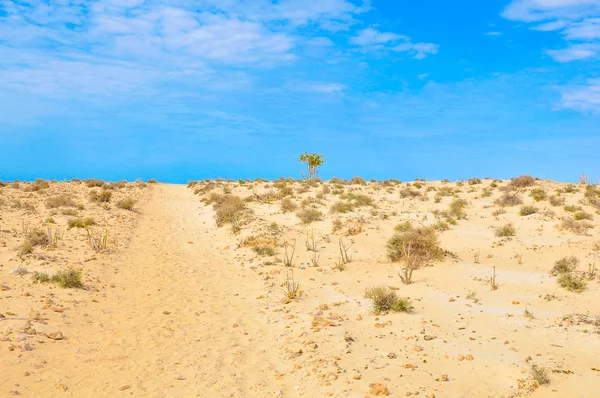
[1,177,599,397]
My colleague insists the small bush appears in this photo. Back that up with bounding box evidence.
[495,223,516,237]
[252,246,276,256]
[51,269,83,288]
[86,179,105,188]
[530,365,550,386]
[468,178,482,185]
[89,189,112,203]
[449,198,468,219]
[214,196,249,227]
[399,188,422,198]
[24,179,50,192]
[364,286,413,314]
[148,179,158,184]
[530,188,547,202]
[559,218,593,234]
[280,198,298,213]
[574,211,593,221]
[330,201,355,213]
[551,256,578,275]
[563,205,581,212]
[32,271,50,283]
[61,208,78,216]
[548,196,564,206]
[387,226,444,263]
[496,192,523,207]
[557,273,586,292]
[117,198,136,211]
[519,205,538,216]
[296,208,323,224]
[394,221,413,233]
[350,176,366,185]
[510,175,535,188]
[68,217,96,229]
[45,194,77,209]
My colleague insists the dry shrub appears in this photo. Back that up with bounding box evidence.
[86,179,105,188]
[510,175,535,188]
[350,176,366,185]
[68,217,96,229]
[331,177,349,185]
[468,178,482,185]
[45,194,77,209]
[530,188,547,201]
[558,273,587,292]
[89,189,112,203]
[495,192,523,207]
[448,198,467,219]
[280,198,298,213]
[551,256,578,275]
[574,210,593,221]
[23,179,50,192]
[148,179,158,184]
[559,218,593,235]
[364,286,413,314]
[548,195,564,206]
[296,208,323,224]
[519,205,538,216]
[117,198,136,210]
[399,187,422,198]
[213,195,251,227]
[387,226,444,263]
[495,223,516,237]
[19,229,49,255]
[51,269,83,288]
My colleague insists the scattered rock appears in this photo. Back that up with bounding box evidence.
[423,335,435,341]
[369,383,389,396]
[119,385,131,391]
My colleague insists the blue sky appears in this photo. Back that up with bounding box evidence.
[1,0,599,183]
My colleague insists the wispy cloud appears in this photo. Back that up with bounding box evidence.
[350,27,439,59]
[503,0,600,61]
[484,31,503,36]
[561,78,600,112]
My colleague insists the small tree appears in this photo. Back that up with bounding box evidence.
[298,152,325,180]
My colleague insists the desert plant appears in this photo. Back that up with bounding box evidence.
[519,205,538,216]
[574,210,593,221]
[86,179,105,188]
[496,192,523,207]
[399,187,421,198]
[45,194,76,209]
[490,266,498,290]
[32,271,50,283]
[89,189,112,203]
[387,226,444,263]
[530,365,550,386]
[468,178,482,185]
[559,218,593,234]
[548,195,564,206]
[563,204,581,212]
[530,188,547,202]
[214,195,250,227]
[510,175,535,188]
[51,269,83,288]
[394,221,413,232]
[364,286,413,314]
[551,256,579,275]
[252,246,276,256]
[117,198,136,211]
[557,273,586,292]
[338,237,352,264]
[305,230,319,252]
[283,240,296,267]
[86,228,109,252]
[495,223,516,237]
[68,217,96,229]
[449,198,468,219]
[283,270,300,299]
[296,208,323,224]
[350,176,366,185]
[148,179,158,183]
[298,152,325,180]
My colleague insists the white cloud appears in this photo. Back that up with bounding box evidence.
[503,0,600,61]
[561,78,600,111]
[351,27,439,59]
[484,31,504,36]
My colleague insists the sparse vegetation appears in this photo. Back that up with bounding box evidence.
[496,192,523,207]
[495,223,516,237]
[89,189,112,203]
[68,217,96,229]
[296,208,323,224]
[557,273,587,292]
[252,245,276,256]
[364,286,413,314]
[519,205,538,216]
[551,256,578,275]
[51,269,84,288]
[45,194,77,208]
[117,198,136,211]
[510,175,535,188]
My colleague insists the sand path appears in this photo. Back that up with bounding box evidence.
[17,184,290,397]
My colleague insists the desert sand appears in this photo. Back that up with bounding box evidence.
[1,177,599,397]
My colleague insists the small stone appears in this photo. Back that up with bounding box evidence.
[319,304,329,310]
[414,346,423,352]
[163,311,171,315]
[448,297,455,302]
[423,335,435,341]
[440,374,449,382]
[368,383,389,396]
[175,376,186,380]
[457,355,465,361]
[232,324,239,328]
[280,297,291,304]
[387,352,397,359]
[119,385,131,391]
[465,354,474,361]
[512,301,520,305]
[353,375,362,380]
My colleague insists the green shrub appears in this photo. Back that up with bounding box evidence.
[564,205,581,212]
[387,226,444,263]
[32,271,50,283]
[68,217,96,229]
[551,256,578,275]
[557,273,586,292]
[574,211,593,221]
[364,286,413,314]
[495,223,516,237]
[519,205,538,216]
[449,198,467,219]
[51,269,83,288]
[530,188,547,202]
[394,221,412,232]
[252,246,276,256]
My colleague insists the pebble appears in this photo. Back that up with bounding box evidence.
[369,383,389,396]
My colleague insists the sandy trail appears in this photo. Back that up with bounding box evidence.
[16,184,289,397]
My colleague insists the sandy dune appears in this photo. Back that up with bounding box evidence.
[1,179,600,397]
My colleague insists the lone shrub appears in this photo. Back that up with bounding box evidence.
[117,198,136,211]
[530,365,550,386]
[387,226,444,263]
[86,179,105,188]
[548,196,564,206]
[32,271,50,283]
[280,198,298,213]
[68,217,96,229]
[551,256,578,275]
[298,152,325,180]
[449,198,468,219]
[510,175,535,188]
[530,188,547,202]
[296,208,323,224]
[468,178,482,185]
[559,218,593,234]
[574,211,593,221]
[364,286,413,315]
[213,195,249,227]
[89,189,112,203]
[495,223,516,237]
[45,194,77,209]
[399,188,421,198]
[51,269,83,288]
[252,246,276,256]
[496,192,523,207]
[519,205,538,216]
[557,273,586,292]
